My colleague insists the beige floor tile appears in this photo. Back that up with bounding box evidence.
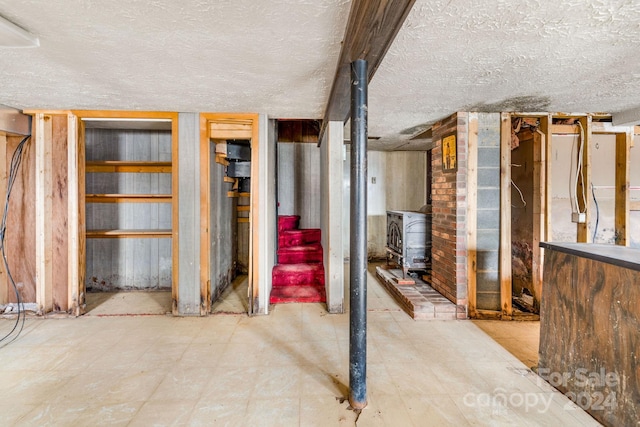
[78,401,144,426]
[151,365,213,401]
[128,399,196,426]
[18,402,84,427]
[404,395,472,426]
[188,398,249,427]
[0,404,37,425]
[101,367,167,404]
[0,266,599,427]
[299,395,358,426]
[244,397,300,427]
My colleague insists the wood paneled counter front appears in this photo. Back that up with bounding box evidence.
[539,242,640,427]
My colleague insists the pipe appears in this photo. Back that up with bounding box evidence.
[349,59,368,410]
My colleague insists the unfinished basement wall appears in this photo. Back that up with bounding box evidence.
[209,141,236,302]
[342,150,427,259]
[3,133,36,304]
[277,142,321,229]
[430,112,468,313]
[549,133,640,246]
[511,130,535,302]
[473,114,502,311]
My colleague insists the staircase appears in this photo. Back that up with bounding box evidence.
[270,215,326,304]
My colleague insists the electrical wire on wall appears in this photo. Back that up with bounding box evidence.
[0,135,30,347]
[591,182,600,242]
[571,121,588,216]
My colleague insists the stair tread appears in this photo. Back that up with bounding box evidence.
[270,285,326,304]
[281,228,320,234]
[272,263,324,273]
[278,244,322,253]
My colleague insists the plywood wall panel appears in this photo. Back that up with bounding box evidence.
[51,115,69,311]
[5,135,36,303]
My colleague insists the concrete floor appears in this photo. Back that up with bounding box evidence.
[0,270,600,426]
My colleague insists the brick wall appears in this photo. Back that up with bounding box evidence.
[431,113,468,318]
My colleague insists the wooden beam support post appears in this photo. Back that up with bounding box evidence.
[67,114,83,315]
[499,113,512,319]
[615,132,631,246]
[466,114,478,318]
[540,115,553,242]
[35,114,53,313]
[319,0,416,143]
[532,128,546,311]
[576,115,592,243]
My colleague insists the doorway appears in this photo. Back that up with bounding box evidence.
[200,114,260,315]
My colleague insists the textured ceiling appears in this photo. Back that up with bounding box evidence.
[1,0,640,149]
[368,0,640,148]
[0,0,349,116]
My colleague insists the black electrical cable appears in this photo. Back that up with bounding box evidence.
[591,183,600,243]
[0,135,30,346]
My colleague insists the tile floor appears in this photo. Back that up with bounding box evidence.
[0,269,600,426]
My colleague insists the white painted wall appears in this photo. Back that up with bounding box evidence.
[343,149,427,258]
[320,121,345,313]
[277,142,321,229]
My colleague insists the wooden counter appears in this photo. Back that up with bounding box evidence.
[539,242,640,427]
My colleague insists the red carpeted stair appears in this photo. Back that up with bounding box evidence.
[270,215,326,304]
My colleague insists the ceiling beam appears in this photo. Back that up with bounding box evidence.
[319,0,416,144]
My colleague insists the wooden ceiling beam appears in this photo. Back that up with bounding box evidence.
[319,0,416,144]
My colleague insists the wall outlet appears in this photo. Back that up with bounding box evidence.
[571,212,586,223]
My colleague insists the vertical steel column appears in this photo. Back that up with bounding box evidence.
[349,59,368,410]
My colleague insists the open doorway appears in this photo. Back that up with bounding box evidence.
[200,114,260,315]
[79,113,178,315]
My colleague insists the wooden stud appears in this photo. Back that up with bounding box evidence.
[0,132,6,305]
[466,113,478,318]
[223,176,235,183]
[576,115,592,243]
[615,132,631,246]
[499,113,513,319]
[35,114,54,313]
[237,218,250,223]
[540,115,553,242]
[67,114,82,315]
[532,129,546,310]
[199,114,211,315]
[170,113,180,315]
[77,119,86,315]
[236,205,251,211]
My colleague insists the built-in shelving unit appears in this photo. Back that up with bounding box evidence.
[81,113,177,293]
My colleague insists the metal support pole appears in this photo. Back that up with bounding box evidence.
[349,59,368,410]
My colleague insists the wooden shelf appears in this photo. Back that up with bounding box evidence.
[86,194,172,203]
[86,161,172,173]
[86,229,172,238]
